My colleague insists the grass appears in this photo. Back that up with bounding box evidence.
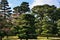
[2,36,60,40]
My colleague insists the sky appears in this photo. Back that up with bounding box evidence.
[7,0,60,10]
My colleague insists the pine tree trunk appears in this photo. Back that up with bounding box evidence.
[20,39,22,40]
[47,37,48,39]
[7,36,8,39]
[26,39,28,40]
[0,36,2,40]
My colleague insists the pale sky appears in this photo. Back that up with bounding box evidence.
[30,0,60,8]
[0,0,60,10]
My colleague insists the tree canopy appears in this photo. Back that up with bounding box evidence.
[13,2,30,14]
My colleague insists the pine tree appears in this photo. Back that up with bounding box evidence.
[0,0,12,40]
[0,0,12,19]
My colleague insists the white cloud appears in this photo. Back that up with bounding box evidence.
[0,0,1,2]
[30,0,59,9]
[9,3,12,6]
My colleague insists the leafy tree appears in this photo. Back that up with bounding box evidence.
[12,14,36,40]
[32,4,56,20]
[13,2,30,14]
[41,16,57,36]
[32,4,59,37]
[50,8,60,21]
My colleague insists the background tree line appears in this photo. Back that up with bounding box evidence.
[0,1,60,40]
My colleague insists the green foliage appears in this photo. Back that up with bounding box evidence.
[32,4,59,36]
[1,1,60,38]
[13,2,30,13]
[32,4,56,20]
[57,19,60,35]
[12,14,36,38]
[41,21,54,36]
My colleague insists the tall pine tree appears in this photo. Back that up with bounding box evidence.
[0,0,12,40]
[0,0,12,19]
